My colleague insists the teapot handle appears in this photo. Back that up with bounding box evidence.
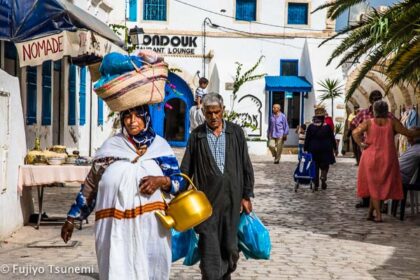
[159,173,197,206]
[176,173,198,191]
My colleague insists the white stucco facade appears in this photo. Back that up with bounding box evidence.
[110,0,348,153]
[0,69,30,240]
[0,0,122,240]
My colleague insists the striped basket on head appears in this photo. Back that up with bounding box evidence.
[94,61,168,112]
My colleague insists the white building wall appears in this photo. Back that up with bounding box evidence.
[0,0,123,240]
[0,70,29,240]
[112,0,344,148]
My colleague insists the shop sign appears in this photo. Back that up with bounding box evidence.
[139,35,199,55]
[16,30,126,67]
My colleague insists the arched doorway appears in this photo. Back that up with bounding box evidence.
[149,72,194,147]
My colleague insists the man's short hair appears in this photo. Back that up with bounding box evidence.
[369,90,383,104]
[199,77,209,85]
[202,93,224,109]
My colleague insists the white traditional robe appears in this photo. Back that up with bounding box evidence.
[94,134,173,280]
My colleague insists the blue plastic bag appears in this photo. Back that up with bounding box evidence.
[237,212,271,260]
[99,52,143,76]
[171,229,193,262]
[183,230,200,266]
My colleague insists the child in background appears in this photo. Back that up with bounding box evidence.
[297,124,307,156]
[195,77,209,107]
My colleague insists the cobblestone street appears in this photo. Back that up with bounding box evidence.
[1,154,420,279]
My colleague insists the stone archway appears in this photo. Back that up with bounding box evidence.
[345,65,417,114]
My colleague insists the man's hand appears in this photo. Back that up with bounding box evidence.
[140,176,168,195]
[241,198,253,214]
[61,218,75,243]
[282,135,287,141]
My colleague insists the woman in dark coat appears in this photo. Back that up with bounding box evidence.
[304,107,337,190]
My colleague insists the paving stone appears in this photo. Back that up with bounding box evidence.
[1,153,420,279]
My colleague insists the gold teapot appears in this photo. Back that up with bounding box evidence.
[155,173,212,232]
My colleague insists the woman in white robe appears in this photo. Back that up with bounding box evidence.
[61,105,186,280]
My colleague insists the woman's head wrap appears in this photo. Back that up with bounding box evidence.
[120,105,156,147]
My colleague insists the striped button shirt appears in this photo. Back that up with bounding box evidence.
[206,122,226,173]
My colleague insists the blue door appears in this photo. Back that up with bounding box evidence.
[150,72,194,147]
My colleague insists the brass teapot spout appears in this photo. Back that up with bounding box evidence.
[155,211,175,229]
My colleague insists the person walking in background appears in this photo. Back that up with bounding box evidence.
[296,124,307,156]
[347,105,361,165]
[189,77,209,131]
[304,107,337,191]
[325,112,334,132]
[352,101,420,222]
[195,77,209,107]
[189,105,206,131]
[181,93,254,280]
[267,104,289,164]
[350,90,398,208]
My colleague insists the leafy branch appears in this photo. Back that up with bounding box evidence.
[225,56,266,131]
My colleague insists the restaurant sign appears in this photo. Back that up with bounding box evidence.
[16,30,126,67]
[139,35,199,55]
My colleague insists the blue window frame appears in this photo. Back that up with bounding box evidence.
[236,0,256,21]
[26,66,37,125]
[4,41,17,60]
[128,0,137,21]
[42,61,52,126]
[143,0,167,21]
[79,66,86,126]
[287,3,308,25]
[68,64,76,126]
[280,59,299,76]
[97,97,104,126]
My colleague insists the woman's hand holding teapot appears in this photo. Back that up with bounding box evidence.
[139,176,171,195]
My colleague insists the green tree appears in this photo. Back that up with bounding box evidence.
[313,0,420,100]
[318,78,343,119]
[225,56,266,130]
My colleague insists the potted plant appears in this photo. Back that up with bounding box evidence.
[334,122,344,153]
[225,56,266,129]
[246,137,269,155]
[318,78,343,120]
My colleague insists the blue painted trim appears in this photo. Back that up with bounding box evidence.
[42,61,52,126]
[26,66,37,125]
[280,59,299,76]
[266,86,312,92]
[287,3,309,25]
[300,92,304,124]
[4,41,17,59]
[143,0,167,21]
[68,65,76,125]
[129,0,137,21]
[149,72,193,147]
[236,0,257,21]
[79,66,86,126]
[97,97,104,126]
